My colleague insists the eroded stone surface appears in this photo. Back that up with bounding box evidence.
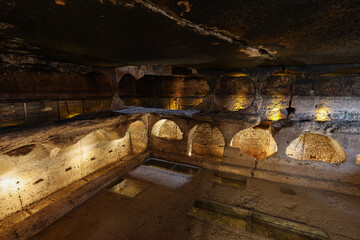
[214,75,255,111]
[119,75,209,110]
[128,120,148,154]
[151,119,183,140]
[231,127,277,160]
[0,113,148,220]
[286,132,346,164]
[188,123,225,158]
[1,109,360,239]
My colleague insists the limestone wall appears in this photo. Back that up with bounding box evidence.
[3,65,360,222]
[0,115,148,220]
[149,114,360,196]
[117,69,360,123]
[118,75,209,110]
[1,109,360,223]
[0,70,113,127]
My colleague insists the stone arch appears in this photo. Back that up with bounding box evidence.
[151,119,183,140]
[118,75,209,109]
[260,70,301,121]
[0,71,113,126]
[214,73,255,111]
[118,74,136,97]
[293,73,360,122]
[230,127,277,160]
[0,70,113,100]
[128,120,148,154]
[118,74,137,107]
[187,123,225,158]
[286,132,346,164]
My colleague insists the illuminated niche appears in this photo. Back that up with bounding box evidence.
[151,119,183,140]
[230,127,277,160]
[286,132,346,164]
[187,123,225,158]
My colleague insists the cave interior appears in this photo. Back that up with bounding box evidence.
[0,1,360,240]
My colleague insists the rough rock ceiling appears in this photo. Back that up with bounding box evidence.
[1,0,360,69]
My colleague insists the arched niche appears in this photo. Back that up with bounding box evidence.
[260,71,300,121]
[151,119,183,140]
[214,73,255,111]
[128,120,148,154]
[230,127,277,160]
[0,70,113,100]
[187,123,225,158]
[118,74,137,106]
[118,75,209,110]
[293,74,360,122]
[286,132,346,164]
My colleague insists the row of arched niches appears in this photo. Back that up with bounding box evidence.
[119,70,360,122]
[151,119,349,165]
[0,70,113,127]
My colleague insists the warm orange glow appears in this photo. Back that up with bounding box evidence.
[272,70,300,76]
[55,0,66,6]
[226,72,248,77]
[132,98,141,106]
[357,155,360,164]
[314,108,331,121]
[169,98,180,110]
[268,109,285,121]
[0,122,23,128]
[267,98,286,121]
[314,102,331,121]
[227,96,249,111]
[65,113,81,119]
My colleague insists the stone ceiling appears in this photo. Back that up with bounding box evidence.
[1,0,360,69]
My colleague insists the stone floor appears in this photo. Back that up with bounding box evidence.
[32,159,360,240]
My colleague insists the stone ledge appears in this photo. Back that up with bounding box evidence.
[152,150,360,197]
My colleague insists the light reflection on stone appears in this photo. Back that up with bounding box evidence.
[267,97,286,121]
[314,101,331,121]
[226,96,249,111]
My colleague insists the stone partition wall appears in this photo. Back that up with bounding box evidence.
[1,109,360,238]
[147,112,360,196]
[0,114,148,220]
